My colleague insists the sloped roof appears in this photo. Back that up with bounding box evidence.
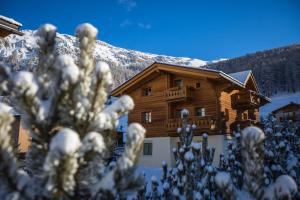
[111,62,269,105]
[112,62,245,96]
[0,15,22,27]
[228,70,251,84]
[272,101,300,114]
[0,15,24,36]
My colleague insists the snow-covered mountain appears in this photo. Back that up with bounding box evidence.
[1,29,299,106]
[0,30,214,87]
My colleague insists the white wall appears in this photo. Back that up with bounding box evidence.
[138,137,172,167]
[138,135,227,167]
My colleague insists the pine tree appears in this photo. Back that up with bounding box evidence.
[263,115,300,199]
[215,126,298,200]
[0,23,145,199]
[145,111,298,200]
[146,109,219,199]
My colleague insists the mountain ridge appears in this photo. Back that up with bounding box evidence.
[1,30,299,97]
[207,44,300,96]
[0,30,212,87]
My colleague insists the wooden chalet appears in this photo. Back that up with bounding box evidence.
[112,62,270,167]
[0,96,30,157]
[0,16,29,158]
[272,102,300,123]
[0,15,23,37]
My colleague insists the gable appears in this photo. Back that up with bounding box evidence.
[228,70,251,83]
[272,102,300,114]
[111,62,244,96]
[245,74,260,93]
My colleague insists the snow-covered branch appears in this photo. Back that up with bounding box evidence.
[0,23,145,200]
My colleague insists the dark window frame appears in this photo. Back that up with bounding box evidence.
[196,107,206,117]
[225,108,229,121]
[143,142,153,155]
[142,87,152,96]
[142,111,152,123]
[173,79,183,88]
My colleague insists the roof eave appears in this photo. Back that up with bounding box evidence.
[0,23,24,36]
[219,71,245,88]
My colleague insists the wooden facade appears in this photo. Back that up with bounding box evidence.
[272,102,300,123]
[112,62,270,137]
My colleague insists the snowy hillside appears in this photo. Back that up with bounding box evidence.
[0,30,210,87]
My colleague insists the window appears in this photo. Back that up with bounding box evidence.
[243,113,248,120]
[175,109,182,118]
[143,143,152,155]
[196,82,201,88]
[196,107,205,117]
[248,109,255,120]
[142,112,152,123]
[225,108,229,121]
[142,87,152,96]
[174,79,183,88]
[279,117,283,122]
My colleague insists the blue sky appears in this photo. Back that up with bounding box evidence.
[2,0,300,60]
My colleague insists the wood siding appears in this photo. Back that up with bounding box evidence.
[128,74,168,137]
[113,63,267,138]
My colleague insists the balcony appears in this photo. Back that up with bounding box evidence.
[231,90,260,109]
[165,116,216,132]
[230,119,258,131]
[164,86,194,102]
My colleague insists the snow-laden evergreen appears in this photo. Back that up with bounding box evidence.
[216,118,299,200]
[144,110,298,200]
[0,23,146,199]
[263,115,300,199]
[144,109,218,199]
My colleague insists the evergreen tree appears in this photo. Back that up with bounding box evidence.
[0,23,145,199]
[215,126,298,200]
[263,115,300,199]
[146,109,219,199]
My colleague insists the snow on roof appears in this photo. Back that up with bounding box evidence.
[228,70,251,84]
[0,15,22,27]
[260,92,300,116]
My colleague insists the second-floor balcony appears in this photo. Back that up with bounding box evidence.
[230,119,260,132]
[231,90,261,109]
[164,86,194,102]
[165,116,216,132]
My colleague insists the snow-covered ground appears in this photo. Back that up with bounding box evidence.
[136,166,163,182]
[260,92,300,117]
[136,166,163,192]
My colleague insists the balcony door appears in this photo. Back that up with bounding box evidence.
[173,79,183,88]
[174,108,188,119]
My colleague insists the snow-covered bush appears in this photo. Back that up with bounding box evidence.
[0,23,145,199]
[145,109,219,199]
[215,126,298,200]
[144,110,298,200]
[219,126,243,189]
[263,115,300,199]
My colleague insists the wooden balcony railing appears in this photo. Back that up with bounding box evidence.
[231,90,260,109]
[230,119,257,131]
[165,116,216,132]
[164,86,194,102]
